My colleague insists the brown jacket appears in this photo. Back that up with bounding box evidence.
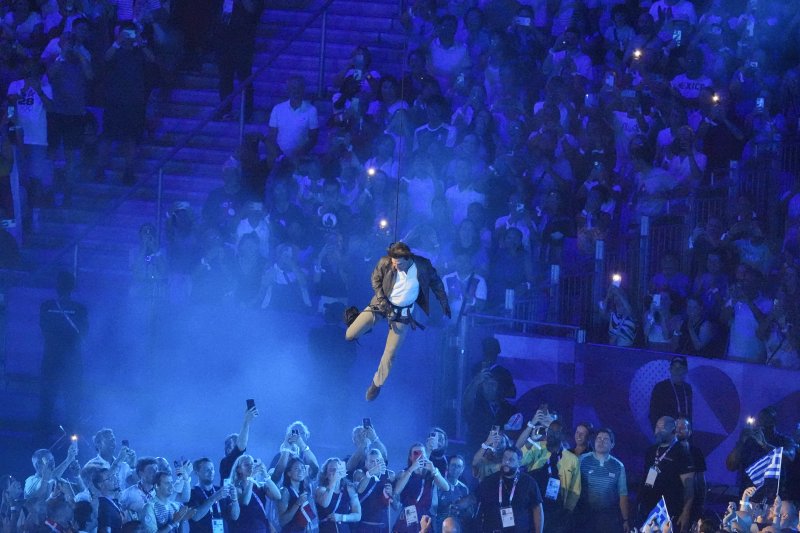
[369,254,450,316]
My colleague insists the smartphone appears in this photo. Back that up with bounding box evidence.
[223,478,232,488]
[756,97,765,111]
[515,203,525,213]
[584,93,599,108]
[749,61,759,69]
[514,16,531,27]
[6,106,14,120]
[246,399,256,410]
[71,435,78,442]
[746,416,755,427]
[122,29,136,39]
[611,273,622,287]
[363,417,372,428]
[652,294,661,307]
[122,439,129,447]
[672,29,682,46]
[604,73,615,89]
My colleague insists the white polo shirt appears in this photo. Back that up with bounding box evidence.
[389,263,419,307]
[268,99,319,158]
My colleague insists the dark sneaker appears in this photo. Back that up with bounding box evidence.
[365,381,381,401]
[344,306,360,327]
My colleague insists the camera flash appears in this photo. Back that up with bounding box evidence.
[633,49,642,59]
[746,416,755,426]
[612,273,622,286]
[71,435,78,441]
[367,167,376,177]
[712,93,720,103]
[379,219,389,229]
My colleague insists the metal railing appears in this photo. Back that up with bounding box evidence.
[21,0,337,285]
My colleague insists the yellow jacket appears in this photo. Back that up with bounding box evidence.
[520,443,581,511]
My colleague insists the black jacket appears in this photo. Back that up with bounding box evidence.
[369,254,449,316]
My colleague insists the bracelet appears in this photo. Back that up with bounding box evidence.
[526,437,535,446]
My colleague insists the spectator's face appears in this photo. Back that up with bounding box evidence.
[237,456,254,478]
[196,461,214,484]
[637,13,654,33]
[662,256,678,276]
[98,471,118,493]
[654,418,675,443]
[365,453,382,471]
[287,79,304,101]
[446,458,465,479]
[669,361,687,383]
[141,463,158,484]
[481,377,499,400]
[381,81,397,102]
[288,461,307,482]
[686,299,702,321]
[156,475,173,498]
[676,419,691,440]
[97,431,116,456]
[500,450,520,475]
[224,435,237,455]
[437,19,457,42]
[574,425,590,447]
[594,432,613,454]
[73,21,89,42]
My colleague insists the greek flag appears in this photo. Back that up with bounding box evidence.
[745,447,783,488]
[641,496,671,532]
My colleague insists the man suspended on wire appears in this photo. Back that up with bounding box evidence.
[344,241,451,401]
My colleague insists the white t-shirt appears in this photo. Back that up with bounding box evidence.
[670,73,712,101]
[390,262,419,307]
[649,0,697,25]
[84,454,133,490]
[445,184,485,226]
[428,38,470,92]
[727,297,771,362]
[7,79,53,146]
[268,100,319,158]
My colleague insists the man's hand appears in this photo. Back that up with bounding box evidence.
[244,406,259,423]
[742,486,757,502]
[675,510,691,533]
[420,515,432,533]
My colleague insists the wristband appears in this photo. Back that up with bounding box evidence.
[526,437,536,446]
[481,443,492,450]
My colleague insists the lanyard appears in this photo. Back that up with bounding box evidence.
[409,473,426,503]
[670,381,688,416]
[654,440,677,467]
[201,487,221,515]
[359,476,381,504]
[498,475,519,505]
[332,490,343,513]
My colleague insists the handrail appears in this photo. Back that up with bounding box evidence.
[24,0,337,283]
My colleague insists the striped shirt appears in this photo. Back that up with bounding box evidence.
[579,453,627,511]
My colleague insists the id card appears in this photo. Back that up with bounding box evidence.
[644,467,659,488]
[404,505,418,525]
[545,477,561,500]
[211,519,224,533]
[500,507,515,528]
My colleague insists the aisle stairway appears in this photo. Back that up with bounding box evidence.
[0,0,407,443]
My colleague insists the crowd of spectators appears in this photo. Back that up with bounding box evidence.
[3,0,800,366]
[1,397,799,533]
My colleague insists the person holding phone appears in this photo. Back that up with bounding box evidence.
[84,427,134,490]
[219,404,258,481]
[227,454,281,533]
[345,241,450,401]
[356,448,394,533]
[346,422,388,475]
[315,458,361,532]
[393,444,450,533]
[188,458,240,533]
[278,458,318,533]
